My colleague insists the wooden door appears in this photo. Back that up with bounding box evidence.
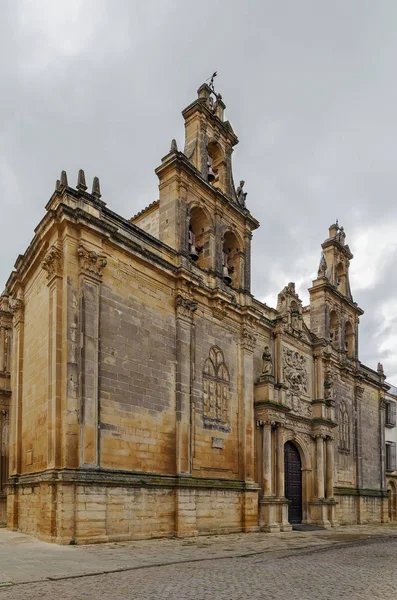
[284,441,302,524]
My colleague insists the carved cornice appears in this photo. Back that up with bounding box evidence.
[175,295,197,320]
[77,245,107,280]
[41,244,63,281]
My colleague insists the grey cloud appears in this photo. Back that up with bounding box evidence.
[1,0,397,381]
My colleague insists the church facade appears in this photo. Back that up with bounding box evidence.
[0,83,392,542]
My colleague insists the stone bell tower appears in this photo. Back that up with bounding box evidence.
[155,78,259,293]
[309,223,363,357]
[182,82,239,200]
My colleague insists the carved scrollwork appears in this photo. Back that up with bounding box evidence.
[175,295,197,320]
[285,392,313,418]
[42,244,63,281]
[211,298,227,320]
[77,244,107,279]
[10,298,24,325]
[241,327,256,352]
[354,384,365,399]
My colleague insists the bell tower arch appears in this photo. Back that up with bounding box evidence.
[155,78,259,294]
[309,223,363,357]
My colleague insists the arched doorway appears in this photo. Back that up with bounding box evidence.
[284,441,302,524]
[387,480,397,522]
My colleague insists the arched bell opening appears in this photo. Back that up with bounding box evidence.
[222,230,243,288]
[207,140,226,193]
[188,206,212,269]
[344,320,354,357]
[329,310,339,348]
[336,262,346,295]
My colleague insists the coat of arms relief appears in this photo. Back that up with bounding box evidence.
[282,347,312,418]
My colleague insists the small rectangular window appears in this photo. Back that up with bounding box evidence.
[386,442,396,471]
[386,401,397,428]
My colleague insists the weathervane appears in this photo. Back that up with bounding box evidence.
[206,71,218,94]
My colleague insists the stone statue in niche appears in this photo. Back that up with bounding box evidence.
[262,346,273,375]
[291,310,301,333]
[318,252,327,277]
[236,180,247,207]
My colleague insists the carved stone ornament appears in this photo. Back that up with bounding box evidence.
[0,295,10,313]
[10,298,24,324]
[241,327,256,352]
[284,391,313,418]
[77,245,107,279]
[175,295,197,319]
[354,384,365,399]
[282,347,309,396]
[324,369,335,400]
[42,244,63,280]
[211,298,227,320]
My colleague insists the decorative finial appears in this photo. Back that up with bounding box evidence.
[336,218,339,228]
[55,179,61,191]
[92,176,101,199]
[77,169,87,191]
[170,139,178,153]
[60,170,68,187]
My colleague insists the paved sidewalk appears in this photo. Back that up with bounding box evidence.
[1,524,397,588]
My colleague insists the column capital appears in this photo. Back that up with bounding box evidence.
[42,243,63,283]
[257,419,277,428]
[77,244,107,280]
[240,327,256,352]
[175,295,197,320]
[10,298,24,325]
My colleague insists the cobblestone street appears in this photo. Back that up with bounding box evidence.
[1,526,397,599]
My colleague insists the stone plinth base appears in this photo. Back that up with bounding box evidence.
[6,470,260,544]
[259,496,292,532]
[0,494,6,527]
[334,488,388,525]
[308,498,338,528]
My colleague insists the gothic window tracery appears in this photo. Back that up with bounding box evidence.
[203,346,230,432]
[338,400,350,453]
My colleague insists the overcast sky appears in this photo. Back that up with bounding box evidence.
[1,0,397,382]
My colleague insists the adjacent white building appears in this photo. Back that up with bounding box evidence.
[385,383,397,521]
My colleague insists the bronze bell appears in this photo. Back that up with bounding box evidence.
[189,244,199,261]
[208,166,216,183]
[223,265,232,285]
